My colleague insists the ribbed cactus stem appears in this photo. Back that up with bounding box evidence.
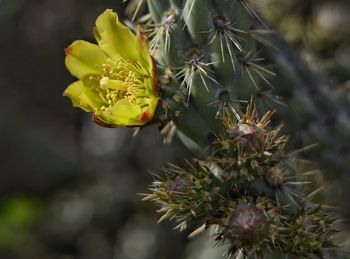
[182,0,211,45]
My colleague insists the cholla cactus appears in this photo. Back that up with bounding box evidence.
[145,101,336,258]
[63,1,346,258]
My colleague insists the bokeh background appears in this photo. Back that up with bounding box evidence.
[0,0,349,258]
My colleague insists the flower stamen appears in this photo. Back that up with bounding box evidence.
[91,58,151,111]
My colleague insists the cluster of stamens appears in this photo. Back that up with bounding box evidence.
[89,58,147,111]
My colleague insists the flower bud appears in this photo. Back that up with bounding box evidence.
[167,177,192,193]
[228,203,270,243]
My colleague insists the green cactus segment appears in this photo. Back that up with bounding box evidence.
[147,0,168,23]
[205,12,242,90]
[145,159,336,258]
[147,0,260,149]
[175,105,214,151]
[182,0,211,45]
[144,161,221,231]
[146,98,337,257]
[169,0,184,9]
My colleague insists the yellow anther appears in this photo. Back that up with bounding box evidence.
[97,57,148,107]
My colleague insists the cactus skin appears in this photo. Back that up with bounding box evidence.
[133,0,344,257]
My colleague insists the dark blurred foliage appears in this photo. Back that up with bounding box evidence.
[0,0,194,258]
[0,0,349,258]
[260,0,350,91]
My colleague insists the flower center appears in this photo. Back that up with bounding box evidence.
[90,57,149,111]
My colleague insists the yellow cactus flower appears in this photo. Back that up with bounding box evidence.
[63,9,159,127]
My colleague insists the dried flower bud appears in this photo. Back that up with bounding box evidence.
[238,123,260,139]
[227,123,261,143]
[167,177,192,193]
[227,203,270,243]
[303,218,320,235]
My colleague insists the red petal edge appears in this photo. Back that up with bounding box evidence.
[138,26,158,96]
[140,109,152,123]
[151,57,158,96]
[64,46,72,56]
[92,114,116,128]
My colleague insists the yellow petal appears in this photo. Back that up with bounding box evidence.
[95,99,142,126]
[144,76,158,98]
[65,40,107,80]
[94,9,138,61]
[138,96,159,124]
[63,80,103,112]
[136,26,153,73]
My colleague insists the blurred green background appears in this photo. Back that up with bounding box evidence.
[0,0,349,258]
